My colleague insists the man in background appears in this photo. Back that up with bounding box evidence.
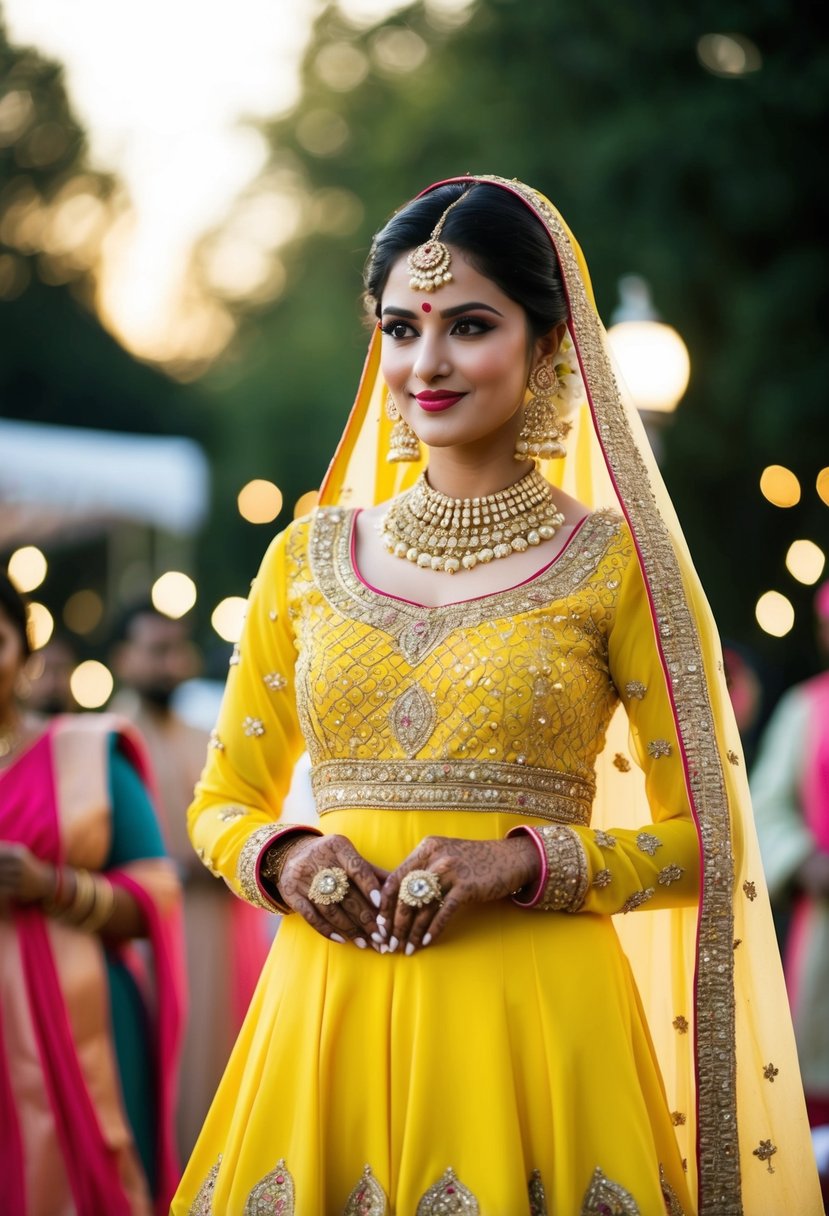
[111,602,269,1158]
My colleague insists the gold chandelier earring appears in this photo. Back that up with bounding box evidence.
[514,361,566,461]
[385,391,421,463]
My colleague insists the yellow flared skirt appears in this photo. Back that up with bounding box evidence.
[173,810,692,1215]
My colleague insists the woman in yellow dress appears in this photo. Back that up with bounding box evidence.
[172,176,822,1215]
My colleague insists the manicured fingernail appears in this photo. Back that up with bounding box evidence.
[380,943,389,954]
[355,937,367,949]
[330,933,346,943]
[405,942,415,956]
[388,936,398,952]
[422,933,432,947]
[371,932,384,944]
[376,914,386,926]
[369,889,381,908]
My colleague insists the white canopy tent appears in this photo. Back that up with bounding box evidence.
[0,418,210,547]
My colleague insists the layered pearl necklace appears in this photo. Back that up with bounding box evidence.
[381,467,565,574]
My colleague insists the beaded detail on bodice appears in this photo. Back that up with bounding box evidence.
[284,508,630,821]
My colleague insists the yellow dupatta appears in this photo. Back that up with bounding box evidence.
[318,175,822,1216]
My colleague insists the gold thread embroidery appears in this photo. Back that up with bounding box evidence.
[671,1111,687,1126]
[343,1164,388,1215]
[752,1140,777,1174]
[528,1169,548,1216]
[594,829,617,849]
[742,880,757,901]
[243,1158,295,1214]
[532,824,590,912]
[659,1165,686,1216]
[635,831,662,856]
[727,750,739,766]
[390,683,437,757]
[673,1015,689,1034]
[593,868,613,888]
[416,1167,479,1214]
[310,507,624,665]
[658,864,684,886]
[646,738,672,759]
[613,752,631,772]
[763,1063,779,1083]
[580,1166,640,1215]
[189,1155,221,1216]
[733,939,742,949]
[243,716,266,738]
[621,888,655,913]
[625,680,647,699]
[311,759,594,824]
[218,806,248,822]
[236,824,309,912]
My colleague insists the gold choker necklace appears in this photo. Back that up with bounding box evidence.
[381,467,565,574]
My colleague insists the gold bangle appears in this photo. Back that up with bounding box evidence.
[261,835,307,913]
[76,877,116,934]
[65,868,97,923]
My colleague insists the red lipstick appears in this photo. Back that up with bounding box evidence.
[414,391,466,413]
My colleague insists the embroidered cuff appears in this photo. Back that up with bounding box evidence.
[507,824,589,912]
[235,823,322,913]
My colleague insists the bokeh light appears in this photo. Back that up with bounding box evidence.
[697,33,762,77]
[28,602,55,649]
[151,571,198,619]
[759,465,801,508]
[755,591,795,638]
[294,490,320,518]
[238,480,283,524]
[8,545,48,592]
[63,589,104,635]
[70,660,114,709]
[606,321,690,413]
[817,468,829,508]
[211,597,248,643]
[785,540,826,586]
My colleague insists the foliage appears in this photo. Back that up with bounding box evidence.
[203,0,829,691]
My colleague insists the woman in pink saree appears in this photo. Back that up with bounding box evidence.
[0,571,185,1216]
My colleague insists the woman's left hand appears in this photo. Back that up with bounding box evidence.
[0,842,54,908]
[379,835,540,955]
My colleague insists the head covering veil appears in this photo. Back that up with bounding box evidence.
[319,175,820,1215]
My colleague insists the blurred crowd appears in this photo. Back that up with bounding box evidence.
[2,559,828,1205]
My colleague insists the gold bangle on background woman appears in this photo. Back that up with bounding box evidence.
[43,866,116,933]
[381,465,564,574]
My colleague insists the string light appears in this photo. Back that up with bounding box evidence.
[238,480,283,524]
[70,660,113,709]
[785,540,826,586]
[152,571,197,618]
[211,596,247,643]
[8,545,47,592]
[755,591,795,638]
[759,465,800,508]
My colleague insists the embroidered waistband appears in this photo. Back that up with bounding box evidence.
[311,759,594,825]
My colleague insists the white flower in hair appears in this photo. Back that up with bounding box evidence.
[553,334,587,418]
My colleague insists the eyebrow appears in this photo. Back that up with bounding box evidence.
[380,301,504,319]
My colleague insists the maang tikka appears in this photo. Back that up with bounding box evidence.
[406,192,469,292]
[385,391,421,463]
[514,360,567,461]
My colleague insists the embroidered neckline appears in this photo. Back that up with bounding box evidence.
[308,507,624,665]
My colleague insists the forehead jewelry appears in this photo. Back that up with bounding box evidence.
[406,193,468,292]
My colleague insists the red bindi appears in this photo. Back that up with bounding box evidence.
[421,302,432,313]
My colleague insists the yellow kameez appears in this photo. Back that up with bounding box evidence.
[175,509,697,1215]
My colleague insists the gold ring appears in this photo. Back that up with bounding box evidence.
[308,866,349,906]
[399,869,442,908]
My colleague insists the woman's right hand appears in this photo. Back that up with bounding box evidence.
[278,834,387,950]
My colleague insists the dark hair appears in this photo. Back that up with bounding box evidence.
[0,570,32,659]
[110,598,168,647]
[364,182,568,339]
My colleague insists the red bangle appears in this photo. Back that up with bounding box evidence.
[507,826,549,908]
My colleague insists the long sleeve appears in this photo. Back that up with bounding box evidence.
[188,524,313,910]
[535,534,701,915]
[749,686,813,899]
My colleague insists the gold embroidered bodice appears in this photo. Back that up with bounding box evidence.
[286,508,627,824]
